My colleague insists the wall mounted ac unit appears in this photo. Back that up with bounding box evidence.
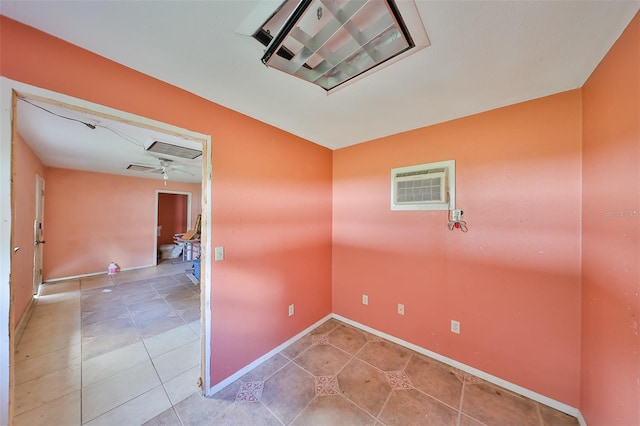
[391,160,455,211]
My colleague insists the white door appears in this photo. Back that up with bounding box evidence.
[32,175,45,295]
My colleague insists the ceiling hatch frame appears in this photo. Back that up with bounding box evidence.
[253,0,430,93]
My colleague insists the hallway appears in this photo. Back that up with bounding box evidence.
[13,262,201,425]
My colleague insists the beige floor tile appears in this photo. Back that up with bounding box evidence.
[144,324,199,358]
[82,359,161,422]
[12,390,80,426]
[85,385,171,426]
[163,365,202,405]
[188,320,200,334]
[152,339,200,383]
[15,344,81,385]
[39,280,80,295]
[16,325,81,351]
[143,407,182,426]
[14,364,81,416]
[292,394,376,426]
[211,401,282,425]
[82,341,150,387]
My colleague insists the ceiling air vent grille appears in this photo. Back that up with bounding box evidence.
[127,164,156,172]
[146,141,202,160]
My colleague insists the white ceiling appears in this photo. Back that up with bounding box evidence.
[3,1,639,180]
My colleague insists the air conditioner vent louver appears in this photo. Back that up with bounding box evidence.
[146,141,202,159]
[127,164,156,172]
[391,161,455,211]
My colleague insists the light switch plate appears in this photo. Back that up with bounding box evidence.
[214,246,224,261]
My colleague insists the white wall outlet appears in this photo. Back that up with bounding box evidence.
[397,303,405,315]
[451,320,461,334]
[452,209,463,221]
[214,246,224,261]
[362,294,369,305]
[288,304,294,316]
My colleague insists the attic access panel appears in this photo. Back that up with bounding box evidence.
[256,0,426,91]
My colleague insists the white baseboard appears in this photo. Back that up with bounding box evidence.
[14,296,36,346]
[43,263,157,283]
[333,313,584,421]
[206,313,333,396]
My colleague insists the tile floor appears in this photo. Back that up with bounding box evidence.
[13,261,201,425]
[13,262,579,426]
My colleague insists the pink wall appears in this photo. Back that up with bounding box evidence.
[158,193,188,245]
[43,168,200,278]
[11,132,45,329]
[1,16,333,386]
[333,91,583,406]
[581,12,640,426]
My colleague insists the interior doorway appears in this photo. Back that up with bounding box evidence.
[32,175,45,295]
[155,191,192,264]
[1,78,214,424]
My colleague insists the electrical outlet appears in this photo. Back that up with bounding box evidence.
[397,303,405,315]
[362,294,369,305]
[451,320,461,334]
[214,246,224,261]
[288,304,295,316]
[452,209,463,221]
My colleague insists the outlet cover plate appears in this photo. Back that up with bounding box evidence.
[398,303,405,315]
[362,294,369,305]
[451,320,460,334]
[288,304,294,316]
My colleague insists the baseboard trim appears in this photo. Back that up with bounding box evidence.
[43,264,157,283]
[206,313,333,396]
[333,313,583,421]
[14,296,37,346]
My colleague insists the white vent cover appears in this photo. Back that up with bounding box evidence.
[391,160,455,211]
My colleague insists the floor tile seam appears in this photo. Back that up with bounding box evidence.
[372,387,395,425]
[81,383,166,425]
[13,378,82,418]
[13,388,82,421]
[14,355,82,387]
[285,394,318,426]
[142,331,199,359]
[457,381,491,426]
[338,391,380,423]
[534,401,545,426]
[409,383,463,414]
[455,377,467,426]
[81,354,156,392]
[257,398,287,426]
[245,357,292,384]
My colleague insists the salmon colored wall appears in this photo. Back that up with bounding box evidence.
[581,12,640,426]
[333,91,583,406]
[1,16,333,386]
[43,167,200,278]
[158,193,188,245]
[11,132,45,329]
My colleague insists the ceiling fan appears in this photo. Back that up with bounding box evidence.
[127,157,194,184]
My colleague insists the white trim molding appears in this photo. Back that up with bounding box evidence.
[332,313,584,421]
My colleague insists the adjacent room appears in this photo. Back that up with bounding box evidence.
[0,1,638,425]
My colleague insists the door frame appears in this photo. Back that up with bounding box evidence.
[32,174,45,295]
[154,190,192,265]
[0,78,214,420]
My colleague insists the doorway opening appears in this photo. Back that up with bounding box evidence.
[1,77,214,425]
[155,190,192,265]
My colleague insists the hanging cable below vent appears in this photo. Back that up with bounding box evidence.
[448,209,468,232]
